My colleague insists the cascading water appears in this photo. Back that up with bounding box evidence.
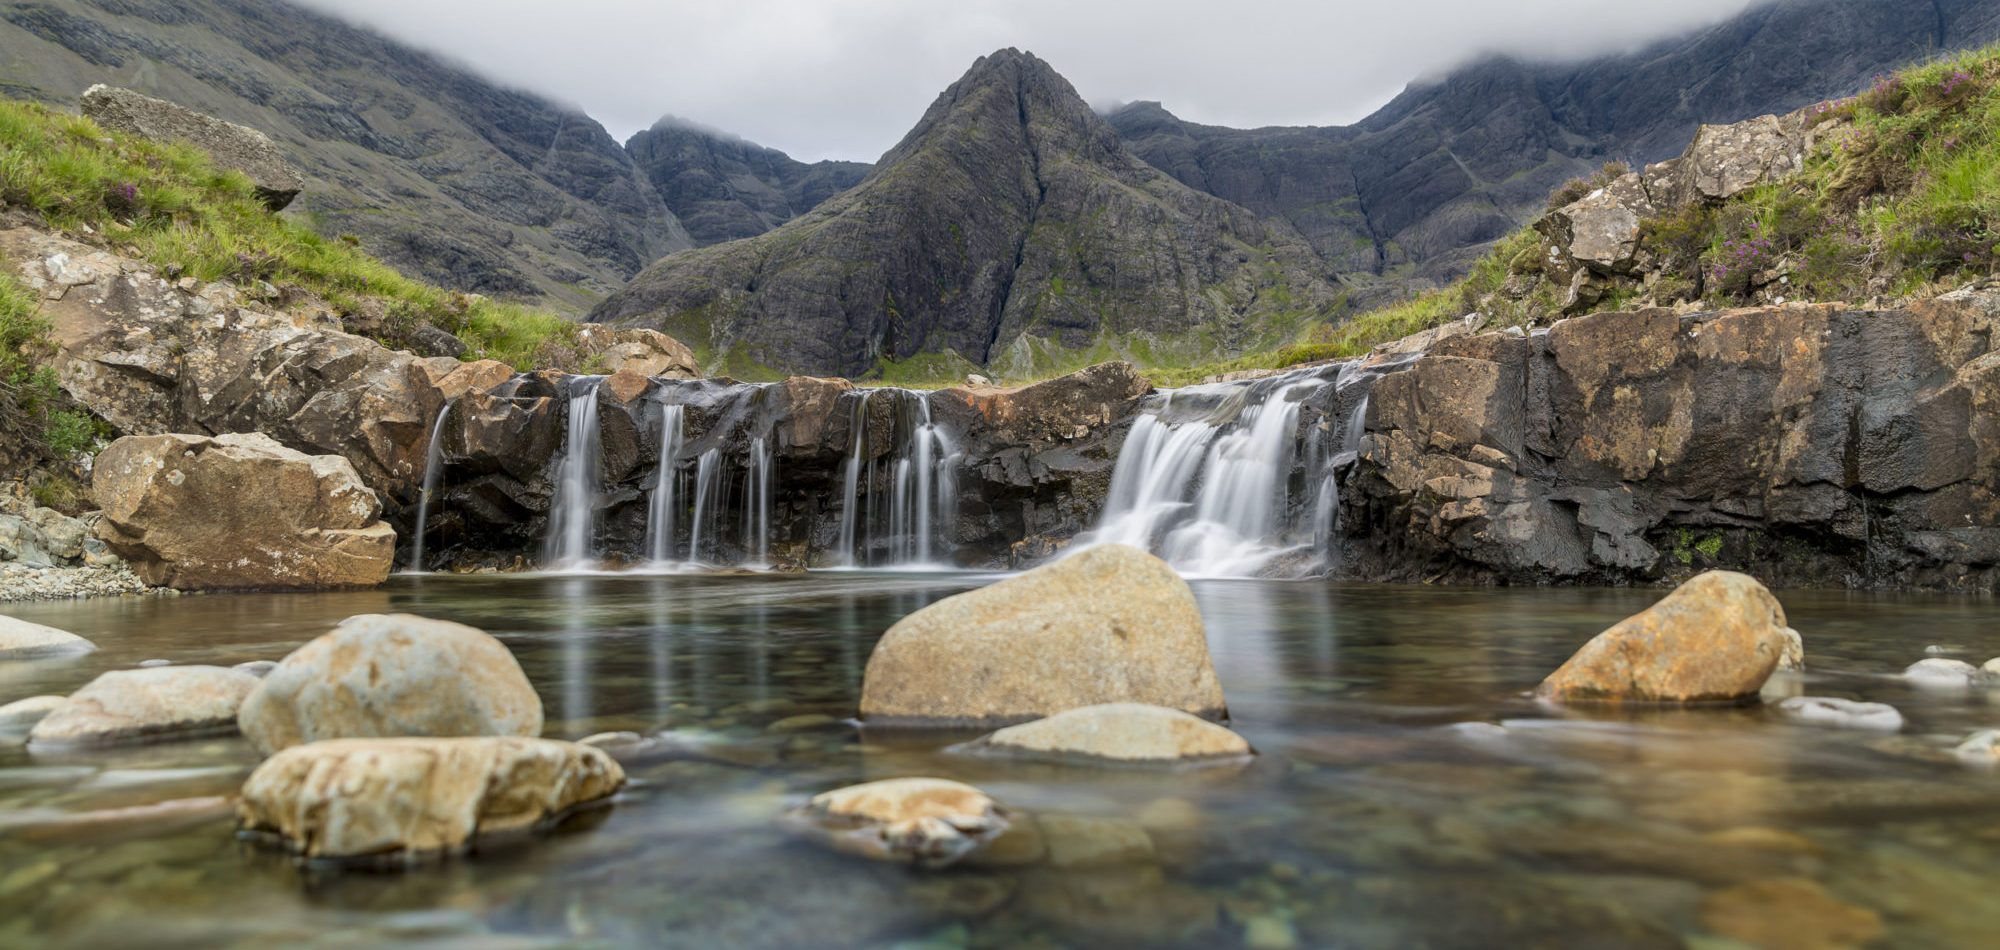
[1079,365,1367,577]
[687,448,721,564]
[830,389,961,567]
[543,377,605,570]
[645,402,685,562]
[740,437,772,566]
[405,399,454,572]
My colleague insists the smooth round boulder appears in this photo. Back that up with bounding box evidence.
[0,615,95,659]
[237,737,624,863]
[1536,571,1790,703]
[238,613,542,756]
[858,544,1224,725]
[1775,696,1903,732]
[28,666,258,747]
[955,702,1252,764]
[783,777,1011,869]
[0,695,66,732]
[1953,730,2000,765]
[1903,658,1978,686]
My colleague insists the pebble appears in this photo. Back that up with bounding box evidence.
[0,562,155,602]
[1776,696,1904,731]
[136,659,172,668]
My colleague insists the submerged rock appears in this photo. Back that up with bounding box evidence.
[28,666,259,747]
[0,615,95,659]
[238,614,542,756]
[93,433,395,590]
[1037,813,1156,868]
[0,695,66,732]
[1698,877,1884,950]
[784,777,1011,869]
[955,703,1251,764]
[1776,697,1903,732]
[237,736,624,862]
[1536,571,1790,703]
[859,544,1224,724]
[1952,730,2000,765]
[1903,658,1980,686]
[80,85,305,210]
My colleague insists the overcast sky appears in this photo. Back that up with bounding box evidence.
[295,0,1763,163]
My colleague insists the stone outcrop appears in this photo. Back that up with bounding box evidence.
[237,737,624,862]
[572,324,700,378]
[80,84,305,210]
[238,614,542,756]
[3,229,516,507]
[93,433,395,590]
[0,615,94,659]
[1536,571,1791,703]
[27,665,259,747]
[858,545,1225,724]
[957,703,1252,764]
[783,778,1012,869]
[1342,287,2000,589]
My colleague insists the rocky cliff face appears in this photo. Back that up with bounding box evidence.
[589,49,1341,379]
[1109,0,2000,301]
[625,119,871,247]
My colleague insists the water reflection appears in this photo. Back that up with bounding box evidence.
[1,577,1998,948]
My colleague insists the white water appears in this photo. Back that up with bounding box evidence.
[406,399,454,572]
[1079,368,1363,577]
[831,389,961,567]
[645,403,685,562]
[741,436,772,566]
[543,379,604,570]
[687,448,720,564]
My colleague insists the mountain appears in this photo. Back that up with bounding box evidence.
[625,118,872,246]
[1109,0,2000,299]
[590,49,1339,379]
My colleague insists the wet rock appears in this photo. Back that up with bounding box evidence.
[1537,571,1790,703]
[1698,877,1884,950]
[0,695,66,731]
[955,702,1251,764]
[1037,814,1156,868]
[28,666,259,747]
[1776,696,1903,731]
[783,777,1011,869]
[231,660,277,678]
[933,361,1152,446]
[859,544,1224,724]
[1777,626,1806,672]
[237,736,625,862]
[237,613,542,756]
[93,433,395,590]
[767,713,841,733]
[0,615,95,659]
[1902,658,1979,686]
[80,85,305,210]
[1951,730,2000,765]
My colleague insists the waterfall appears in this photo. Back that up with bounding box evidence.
[405,399,455,572]
[830,389,960,567]
[646,402,685,562]
[1080,368,1357,577]
[741,436,772,566]
[687,448,720,564]
[543,378,604,570]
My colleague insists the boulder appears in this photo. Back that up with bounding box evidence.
[1536,571,1790,703]
[1903,657,1980,685]
[27,666,259,747]
[0,695,66,731]
[1698,878,1883,950]
[1775,697,1903,732]
[80,85,305,211]
[236,736,624,862]
[934,360,1152,446]
[573,324,700,378]
[858,544,1225,725]
[1537,172,1655,277]
[1952,729,2000,765]
[957,703,1252,764]
[93,432,395,590]
[238,613,542,756]
[0,615,95,659]
[783,777,1011,869]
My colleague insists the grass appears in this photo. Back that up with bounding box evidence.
[1,262,101,466]
[0,98,571,369]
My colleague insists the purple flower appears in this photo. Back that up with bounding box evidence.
[1941,69,1972,95]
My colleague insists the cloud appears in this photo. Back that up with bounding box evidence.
[293,0,1761,162]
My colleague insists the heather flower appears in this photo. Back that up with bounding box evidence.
[1940,69,1972,96]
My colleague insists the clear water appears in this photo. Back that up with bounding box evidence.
[3,576,1999,948]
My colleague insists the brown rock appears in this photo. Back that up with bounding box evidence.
[237,613,542,756]
[573,323,699,378]
[1536,571,1790,703]
[93,433,395,590]
[933,360,1151,445]
[237,736,625,862]
[1700,878,1884,950]
[28,666,259,747]
[859,544,1225,725]
[785,777,1012,869]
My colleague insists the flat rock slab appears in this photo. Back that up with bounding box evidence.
[237,736,625,863]
[955,702,1252,765]
[784,777,1011,869]
[0,616,95,659]
[28,666,259,748]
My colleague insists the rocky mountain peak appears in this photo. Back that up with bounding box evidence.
[877,47,1126,173]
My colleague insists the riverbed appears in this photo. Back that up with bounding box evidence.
[3,573,1998,948]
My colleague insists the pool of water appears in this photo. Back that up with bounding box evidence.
[2,574,1999,948]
